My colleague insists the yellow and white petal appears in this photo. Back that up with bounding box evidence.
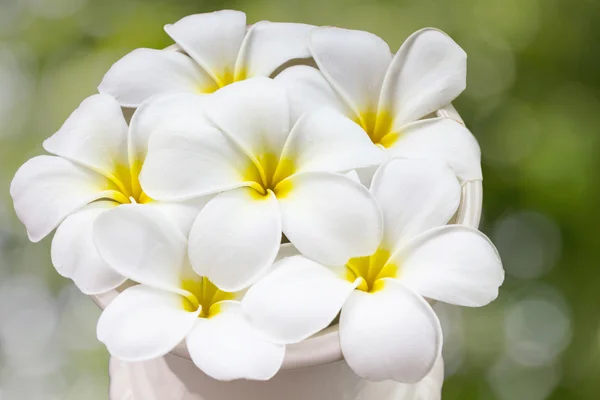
[186,301,285,381]
[128,93,208,167]
[188,187,281,292]
[275,65,351,123]
[10,155,118,242]
[93,205,189,294]
[97,285,199,362]
[98,48,216,108]
[386,118,482,182]
[236,21,314,79]
[392,225,504,307]
[43,94,129,176]
[279,109,383,176]
[140,126,252,201]
[340,279,442,383]
[380,29,467,128]
[202,78,290,164]
[310,27,392,115]
[370,158,460,251]
[164,10,247,86]
[51,201,125,295]
[278,172,383,266]
[243,255,357,344]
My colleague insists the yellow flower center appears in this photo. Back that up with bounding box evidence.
[180,277,237,318]
[105,160,152,205]
[345,248,398,293]
[198,67,248,94]
[243,153,296,200]
[356,110,399,149]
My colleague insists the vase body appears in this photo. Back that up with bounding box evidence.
[109,354,442,400]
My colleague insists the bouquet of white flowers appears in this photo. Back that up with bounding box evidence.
[10,9,503,399]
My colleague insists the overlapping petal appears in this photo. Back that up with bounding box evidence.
[186,301,285,381]
[278,172,383,266]
[98,49,217,107]
[370,158,461,250]
[188,187,281,292]
[393,225,504,307]
[97,285,199,361]
[243,255,357,344]
[339,279,442,383]
[386,118,482,182]
[380,28,467,128]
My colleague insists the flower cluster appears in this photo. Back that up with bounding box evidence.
[10,10,504,384]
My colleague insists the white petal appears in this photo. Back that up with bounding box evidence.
[275,65,351,123]
[140,123,251,201]
[164,10,247,86]
[186,301,284,381]
[278,172,382,266]
[51,201,126,295]
[188,187,281,292]
[394,225,504,307]
[310,27,392,114]
[203,78,290,163]
[396,356,445,400]
[144,198,209,236]
[370,158,460,250]
[380,29,467,128]
[98,48,216,107]
[93,205,189,293]
[243,255,356,344]
[97,285,199,361]
[340,279,442,383]
[279,109,383,175]
[236,22,314,78]
[387,118,482,182]
[43,94,128,176]
[128,93,208,166]
[10,156,117,242]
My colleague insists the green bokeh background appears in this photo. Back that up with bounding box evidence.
[0,0,598,399]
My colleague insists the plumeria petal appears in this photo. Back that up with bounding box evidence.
[380,29,467,128]
[393,225,504,307]
[370,158,460,250]
[51,201,125,295]
[97,285,199,361]
[203,78,290,163]
[340,279,442,383]
[278,109,383,176]
[93,205,189,293]
[140,123,252,201]
[165,10,246,86]
[236,21,314,79]
[10,156,117,242]
[278,172,383,266]
[243,255,357,344]
[186,301,285,381]
[98,49,216,107]
[386,118,482,182]
[43,94,129,176]
[188,187,281,292]
[144,198,209,236]
[396,356,445,400]
[128,93,208,167]
[310,27,392,115]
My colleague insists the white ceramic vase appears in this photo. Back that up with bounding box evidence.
[93,105,481,400]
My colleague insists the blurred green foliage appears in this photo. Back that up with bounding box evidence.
[0,0,599,399]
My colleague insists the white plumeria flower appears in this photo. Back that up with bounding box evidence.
[93,205,285,381]
[243,158,504,382]
[276,27,481,182]
[9,94,202,295]
[139,77,385,292]
[99,9,315,108]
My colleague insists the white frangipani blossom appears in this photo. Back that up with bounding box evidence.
[94,206,285,381]
[243,158,504,382]
[99,10,315,107]
[139,77,384,292]
[9,93,202,295]
[277,27,481,182]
